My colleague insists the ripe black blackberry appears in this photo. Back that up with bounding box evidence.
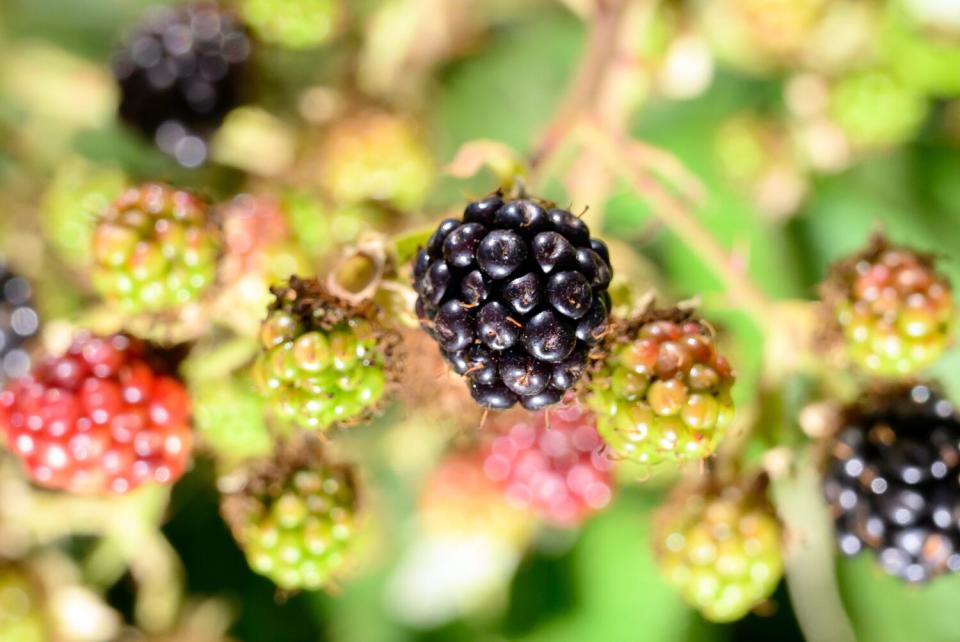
[112,3,251,167]
[0,264,39,383]
[413,192,613,410]
[824,384,960,583]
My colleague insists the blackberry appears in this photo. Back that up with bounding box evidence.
[92,184,221,315]
[221,438,360,590]
[318,111,435,212]
[0,333,192,495]
[0,265,39,384]
[586,312,735,466]
[482,403,615,527]
[414,192,613,410]
[824,237,953,376]
[420,452,532,545]
[252,276,398,431]
[654,478,784,623]
[112,3,251,167]
[824,384,960,582]
[241,0,341,49]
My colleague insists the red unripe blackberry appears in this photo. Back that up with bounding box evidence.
[0,265,39,384]
[0,333,192,494]
[112,3,252,167]
[824,236,954,376]
[92,183,221,316]
[824,384,960,583]
[481,403,615,527]
[587,311,735,466]
[414,192,613,410]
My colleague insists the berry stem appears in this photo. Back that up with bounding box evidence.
[770,454,857,642]
[577,119,776,326]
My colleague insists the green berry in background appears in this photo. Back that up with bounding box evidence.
[587,314,735,467]
[654,480,784,623]
[883,2,960,98]
[252,276,396,432]
[221,439,361,591]
[0,565,47,642]
[824,236,954,377]
[91,183,220,314]
[829,69,928,150]
[242,0,342,49]
[40,159,126,267]
[192,375,274,464]
[318,111,435,212]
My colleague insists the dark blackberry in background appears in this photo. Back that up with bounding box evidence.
[413,192,613,411]
[0,264,38,383]
[824,384,960,583]
[112,3,252,167]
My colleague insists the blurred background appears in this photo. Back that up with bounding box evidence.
[2,0,960,640]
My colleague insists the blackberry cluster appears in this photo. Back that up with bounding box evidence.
[252,277,396,431]
[586,314,735,466]
[414,193,613,410]
[113,3,251,167]
[92,184,220,315]
[654,481,784,623]
[0,265,39,384]
[482,403,614,527]
[222,439,360,590]
[825,238,953,377]
[0,333,192,495]
[824,384,960,582]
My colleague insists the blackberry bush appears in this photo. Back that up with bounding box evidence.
[482,403,614,527]
[586,312,735,466]
[0,333,192,494]
[654,479,784,623]
[824,384,960,582]
[824,237,954,376]
[0,265,39,384]
[414,192,613,410]
[252,277,398,431]
[222,438,361,590]
[112,3,251,166]
[92,184,221,315]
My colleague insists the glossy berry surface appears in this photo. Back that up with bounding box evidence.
[252,277,391,431]
[824,385,960,583]
[414,192,613,410]
[482,403,614,527]
[113,3,251,166]
[223,441,359,590]
[0,333,192,494]
[655,483,784,623]
[587,316,735,466]
[0,265,39,384]
[827,240,953,377]
[92,184,220,315]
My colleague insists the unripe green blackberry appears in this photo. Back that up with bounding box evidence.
[241,0,341,49]
[192,375,273,463]
[824,236,954,376]
[0,564,47,642]
[40,159,126,267]
[221,439,361,590]
[252,276,398,431]
[654,480,784,623]
[829,70,928,150]
[318,111,435,212]
[586,312,735,466]
[92,184,220,314]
